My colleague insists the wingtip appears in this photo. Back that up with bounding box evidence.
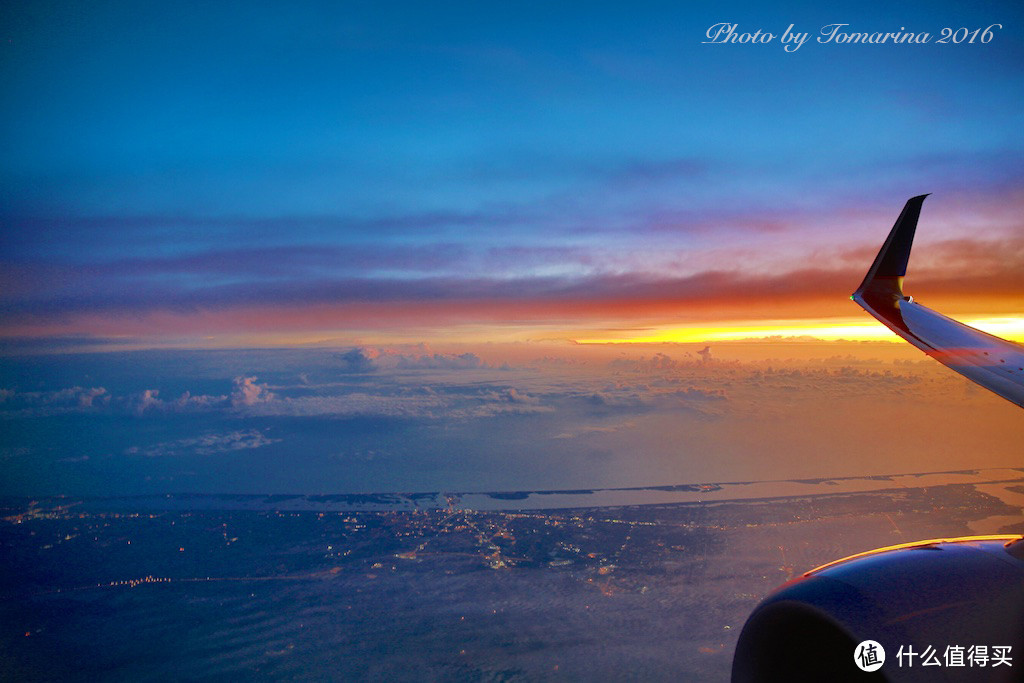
[851,194,931,327]
[855,195,929,291]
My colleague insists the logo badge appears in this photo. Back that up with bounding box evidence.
[855,640,885,672]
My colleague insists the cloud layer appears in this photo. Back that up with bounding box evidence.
[3,343,1021,499]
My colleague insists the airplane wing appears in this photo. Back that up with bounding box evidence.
[732,197,1024,682]
[852,194,1024,408]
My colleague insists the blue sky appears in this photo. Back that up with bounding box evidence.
[2,1,1023,350]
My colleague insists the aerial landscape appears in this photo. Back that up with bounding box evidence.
[2,0,1022,680]
[4,470,1023,680]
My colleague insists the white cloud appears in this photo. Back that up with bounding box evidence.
[479,387,541,404]
[126,429,280,457]
[335,348,377,373]
[233,384,554,419]
[553,420,638,439]
[75,387,109,407]
[129,389,163,415]
[240,393,448,418]
[393,351,485,370]
[0,386,110,410]
[332,346,491,372]
[127,388,230,414]
[231,376,275,407]
[173,391,229,408]
[666,387,727,401]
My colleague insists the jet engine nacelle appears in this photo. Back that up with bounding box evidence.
[732,536,1024,682]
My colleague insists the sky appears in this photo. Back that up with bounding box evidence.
[1,2,1023,495]
[1,0,1022,351]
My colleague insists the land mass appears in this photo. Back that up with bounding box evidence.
[2,470,1023,681]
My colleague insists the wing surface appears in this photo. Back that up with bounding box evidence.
[852,195,1024,408]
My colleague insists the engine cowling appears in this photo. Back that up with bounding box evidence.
[732,536,1024,682]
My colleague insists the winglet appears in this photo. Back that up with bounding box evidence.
[852,194,929,310]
